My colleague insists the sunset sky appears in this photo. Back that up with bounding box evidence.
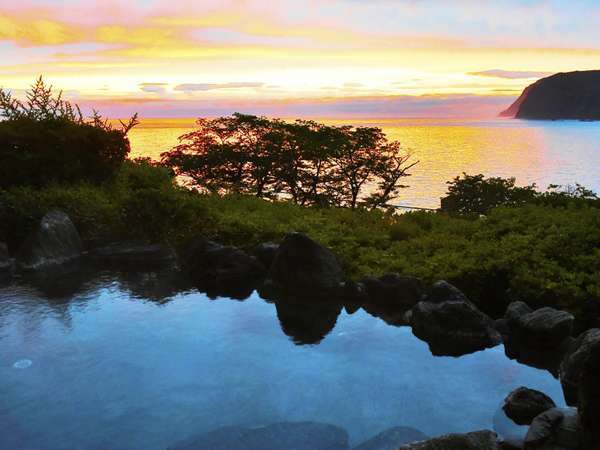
[2,0,600,118]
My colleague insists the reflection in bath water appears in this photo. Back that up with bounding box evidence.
[0,269,565,449]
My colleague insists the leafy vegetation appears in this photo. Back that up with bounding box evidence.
[161,113,417,209]
[1,159,598,318]
[0,77,138,188]
[441,172,598,215]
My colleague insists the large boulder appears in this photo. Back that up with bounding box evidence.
[579,341,600,449]
[559,328,600,406]
[353,426,428,450]
[398,430,501,449]
[361,274,424,308]
[182,236,266,299]
[409,284,501,356]
[524,407,579,450]
[506,302,574,349]
[274,299,342,345]
[16,209,83,270]
[254,242,279,269]
[169,422,349,450]
[502,387,556,426]
[425,280,470,304]
[266,232,344,295]
[91,241,177,266]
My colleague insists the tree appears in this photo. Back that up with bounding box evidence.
[161,114,417,209]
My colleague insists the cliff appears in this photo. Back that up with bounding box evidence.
[501,70,600,120]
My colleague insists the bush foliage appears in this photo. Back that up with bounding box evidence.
[0,77,138,188]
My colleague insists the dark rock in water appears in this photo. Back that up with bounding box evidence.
[504,335,572,378]
[169,421,349,450]
[524,407,579,450]
[505,301,533,326]
[338,280,369,304]
[353,426,428,450]
[91,241,176,266]
[502,387,556,426]
[16,209,83,270]
[267,232,344,296]
[425,280,469,304]
[501,70,600,120]
[275,298,343,345]
[410,293,502,356]
[559,328,600,406]
[182,235,266,300]
[507,303,574,349]
[0,242,12,275]
[398,430,501,449]
[579,341,600,450]
[254,242,279,269]
[361,274,424,308]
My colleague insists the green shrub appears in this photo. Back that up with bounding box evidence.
[0,77,137,188]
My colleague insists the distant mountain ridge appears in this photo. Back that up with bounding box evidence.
[501,70,600,120]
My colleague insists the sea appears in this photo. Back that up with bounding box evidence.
[127,117,600,209]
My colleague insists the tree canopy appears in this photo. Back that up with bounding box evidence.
[161,113,417,209]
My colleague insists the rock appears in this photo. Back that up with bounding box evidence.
[254,242,279,269]
[169,421,349,450]
[361,274,424,308]
[182,236,266,299]
[275,299,342,345]
[559,328,600,406]
[425,280,469,304]
[579,341,600,449]
[524,407,579,449]
[353,426,428,450]
[410,293,502,356]
[505,301,533,326]
[508,304,574,349]
[0,242,12,275]
[502,387,556,426]
[91,241,176,266]
[504,336,572,378]
[16,209,83,270]
[501,70,600,120]
[267,232,344,295]
[398,430,501,449]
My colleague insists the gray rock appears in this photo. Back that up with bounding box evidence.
[425,280,470,304]
[579,341,600,449]
[524,407,579,449]
[91,241,176,266]
[509,304,574,349]
[169,421,349,450]
[559,328,600,406]
[182,235,266,299]
[398,430,501,449]
[502,387,556,425]
[353,426,428,450]
[267,232,344,295]
[254,242,279,269]
[361,274,424,308]
[16,209,82,270]
[505,301,533,326]
[410,294,502,356]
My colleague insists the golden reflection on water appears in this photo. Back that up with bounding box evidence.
[127,118,600,209]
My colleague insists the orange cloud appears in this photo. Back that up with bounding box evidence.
[0,12,84,47]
